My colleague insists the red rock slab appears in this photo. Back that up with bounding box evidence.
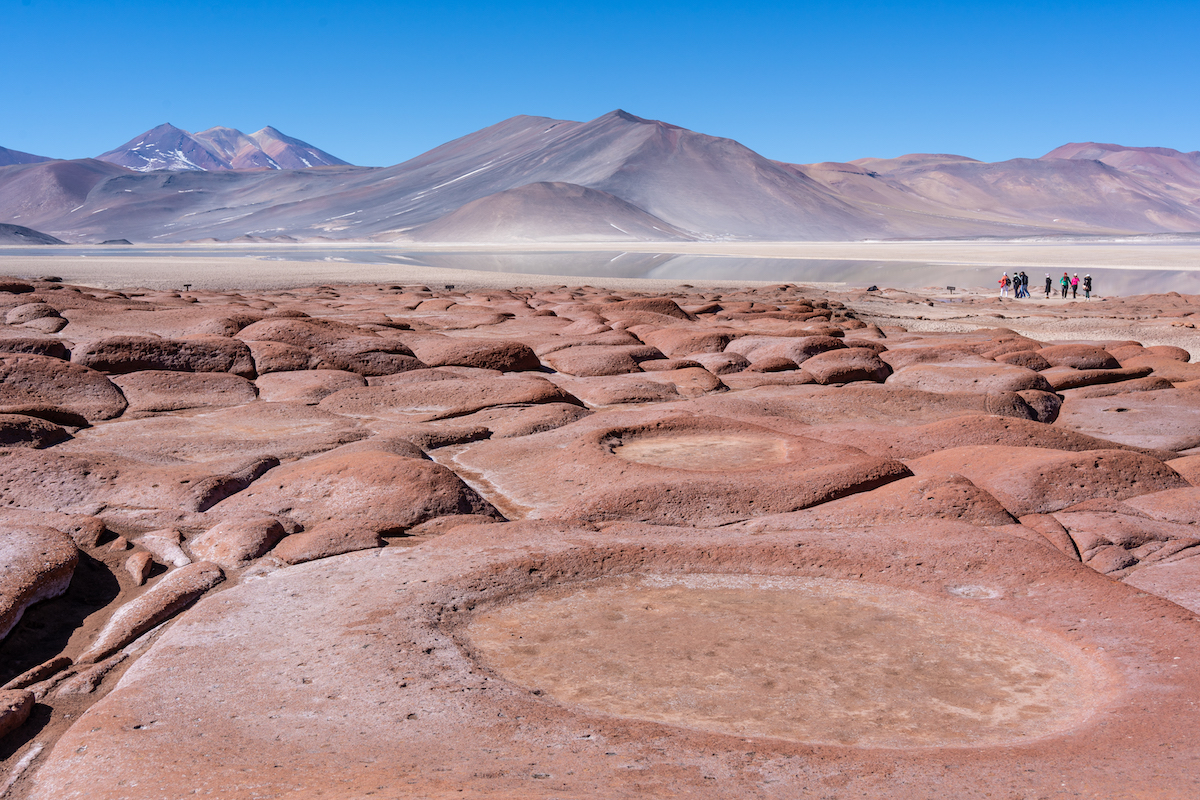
[0,524,78,641]
[1040,364,1153,391]
[529,330,642,357]
[188,517,288,569]
[1063,375,1175,399]
[235,318,425,376]
[799,348,891,384]
[1119,354,1200,382]
[1037,344,1121,370]
[242,339,318,373]
[540,344,663,376]
[687,352,750,374]
[366,365,503,386]
[673,383,1032,426]
[271,521,385,565]
[728,472,1015,530]
[1123,555,1200,613]
[1049,511,1200,574]
[724,334,844,365]
[30,520,1200,800]
[886,359,1053,394]
[58,402,369,462]
[0,688,34,738]
[0,448,278,521]
[544,373,679,406]
[54,306,264,340]
[806,414,1172,461]
[112,370,257,413]
[1055,389,1200,451]
[637,328,735,357]
[408,403,592,440]
[0,413,70,448]
[254,368,366,404]
[0,354,127,421]
[0,331,71,360]
[317,376,580,422]
[208,449,499,534]
[908,445,1188,517]
[72,335,256,378]
[1016,388,1063,422]
[1165,454,1200,484]
[877,342,986,369]
[0,508,107,548]
[77,561,224,664]
[400,336,540,372]
[1123,486,1200,525]
[994,348,1052,370]
[452,411,909,525]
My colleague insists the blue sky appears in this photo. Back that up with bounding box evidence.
[5,0,1198,167]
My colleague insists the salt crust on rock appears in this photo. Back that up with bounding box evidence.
[28,521,1200,800]
[0,524,78,641]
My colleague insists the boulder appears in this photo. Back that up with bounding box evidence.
[77,561,224,664]
[800,348,891,384]
[0,689,34,739]
[403,337,540,372]
[73,335,256,378]
[725,335,844,365]
[886,360,1053,394]
[235,318,425,376]
[0,413,71,448]
[271,522,386,566]
[638,328,735,357]
[318,376,580,422]
[1037,344,1121,370]
[541,345,663,376]
[908,446,1188,516]
[0,525,78,641]
[1055,389,1200,451]
[207,450,500,534]
[189,517,289,569]
[112,371,257,412]
[254,369,367,404]
[0,354,127,421]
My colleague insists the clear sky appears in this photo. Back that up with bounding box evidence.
[5,0,1198,167]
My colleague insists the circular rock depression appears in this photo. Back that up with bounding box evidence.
[609,433,790,471]
[467,574,1106,748]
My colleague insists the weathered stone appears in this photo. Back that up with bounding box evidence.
[78,561,224,664]
[0,413,71,448]
[271,522,385,565]
[0,689,34,739]
[189,518,288,569]
[113,371,258,412]
[0,353,127,421]
[800,348,891,384]
[0,525,78,641]
[73,335,256,377]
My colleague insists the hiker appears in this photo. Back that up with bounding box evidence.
[1044,274,1052,297]
[1083,274,1093,300]
[999,272,1010,297]
[1071,273,1080,299]
[1018,271,1029,298]
[1060,272,1070,298]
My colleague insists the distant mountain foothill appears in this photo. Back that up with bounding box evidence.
[1,112,1197,244]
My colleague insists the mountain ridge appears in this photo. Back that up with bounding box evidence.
[1,111,1196,244]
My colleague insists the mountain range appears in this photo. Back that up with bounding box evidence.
[1,111,1198,244]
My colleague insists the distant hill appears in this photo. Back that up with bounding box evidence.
[95,123,350,172]
[2,113,1197,243]
[0,222,65,244]
[0,145,52,167]
[408,181,695,242]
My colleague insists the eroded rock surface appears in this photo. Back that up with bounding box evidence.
[3,276,1200,799]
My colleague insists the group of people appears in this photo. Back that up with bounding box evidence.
[999,271,1092,300]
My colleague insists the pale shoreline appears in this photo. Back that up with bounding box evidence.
[1,239,1199,293]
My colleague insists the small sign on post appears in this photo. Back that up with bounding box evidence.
[946,286,955,293]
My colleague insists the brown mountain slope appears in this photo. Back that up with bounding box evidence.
[407,181,695,242]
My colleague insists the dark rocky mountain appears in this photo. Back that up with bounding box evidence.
[1,113,1197,243]
[95,123,350,172]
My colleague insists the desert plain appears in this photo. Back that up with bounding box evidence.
[2,243,1200,799]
